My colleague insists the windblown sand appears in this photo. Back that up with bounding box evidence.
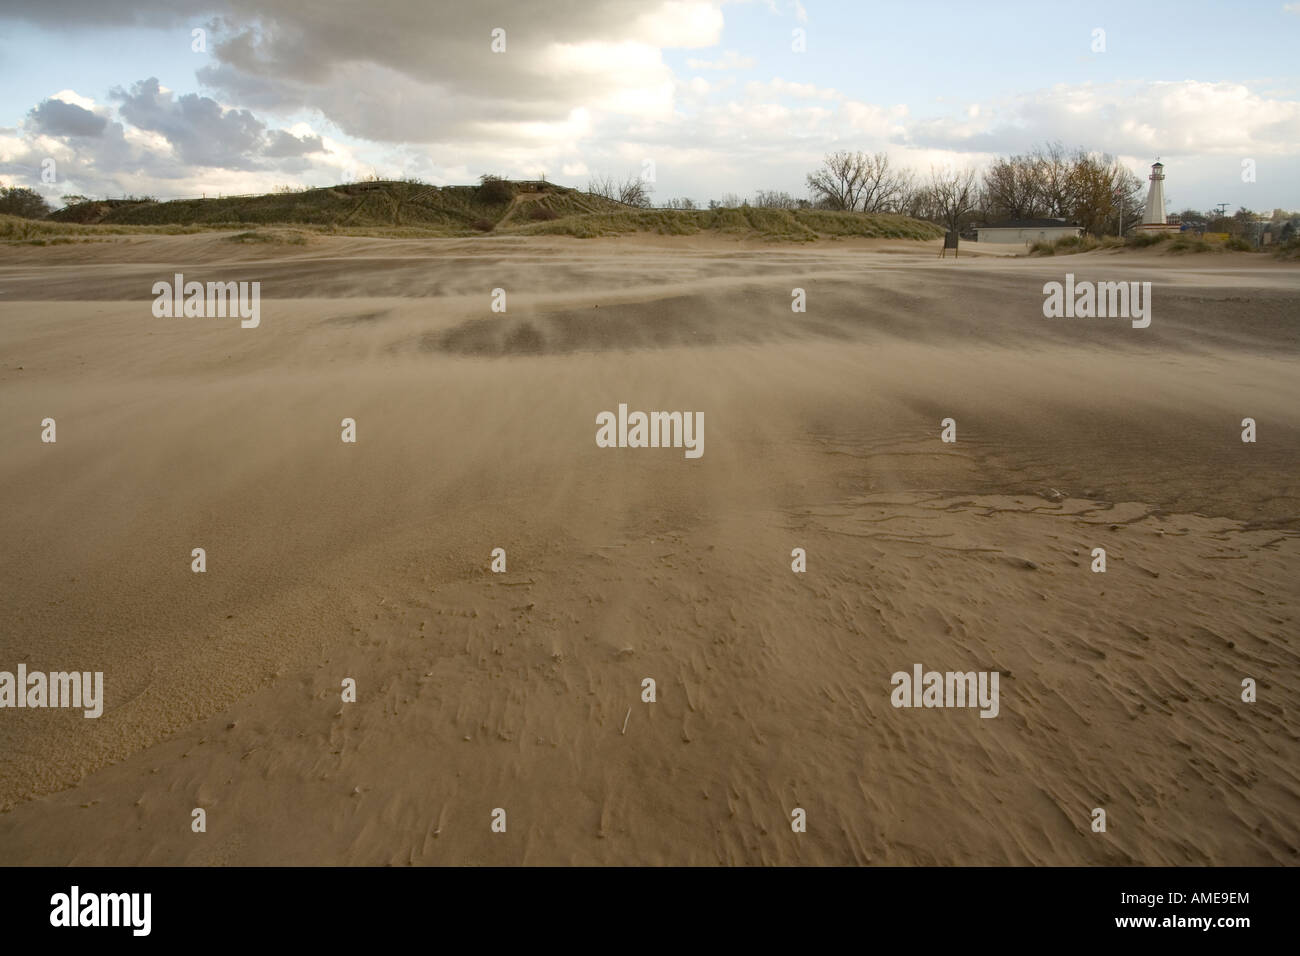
[0,233,1296,865]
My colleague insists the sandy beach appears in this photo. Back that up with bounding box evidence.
[0,233,1296,865]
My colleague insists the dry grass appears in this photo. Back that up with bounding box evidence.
[7,199,945,244]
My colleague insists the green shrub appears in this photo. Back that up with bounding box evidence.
[1272,237,1300,260]
[1028,234,1106,256]
[476,176,515,205]
[1168,236,1212,253]
[1129,231,1170,247]
[0,186,52,219]
[224,229,308,245]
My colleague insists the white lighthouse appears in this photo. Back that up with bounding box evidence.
[1143,161,1166,225]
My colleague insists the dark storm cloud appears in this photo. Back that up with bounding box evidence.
[112,77,266,168]
[28,98,108,137]
[191,0,680,142]
[4,0,702,143]
[263,128,324,158]
[0,0,218,27]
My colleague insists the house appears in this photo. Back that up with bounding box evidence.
[975,218,1084,244]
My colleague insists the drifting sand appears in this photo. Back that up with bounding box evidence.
[0,233,1296,865]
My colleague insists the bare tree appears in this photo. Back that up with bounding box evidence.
[857,153,912,213]
[981,154,1046,221]
[587,174,614,199]
[806,151,912,212]
[878,168,918,214]
[588,173,654,208]
[895,181,935,220]
[1109,158,1144,236]
[617,176,654,207]
[806,150,870,210]
[752,189,800,209]
[1032,142,1074,219]
[928,166,980,237]
[709,193,745,208]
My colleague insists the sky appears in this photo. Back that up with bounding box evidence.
[1,0,1297,213]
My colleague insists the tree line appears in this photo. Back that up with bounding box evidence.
[798,145,1146,238]
[584,145,1145,238]
[593,144,1293,241]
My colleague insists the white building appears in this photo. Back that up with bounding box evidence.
[1143,161,1166,224]
[975,218,1084,244]
[1136,161,1180,234]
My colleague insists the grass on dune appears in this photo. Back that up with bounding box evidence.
[6,179,947,245]
[1029,231,1273,257]
[0,213,206,241]
[505,206,945,241]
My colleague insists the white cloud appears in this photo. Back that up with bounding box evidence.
[121,124,172,156]
[633,1,725,47]
[907,80,1300,157]
[686,50,755,70]
[841,100,909,138]
[480,106,594,147]
[0,132,24,163]
[748,78,839,100]
[50,89,99,111]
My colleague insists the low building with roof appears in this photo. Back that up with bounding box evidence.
[975,218,1084,244]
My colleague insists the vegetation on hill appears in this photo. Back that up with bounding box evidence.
[10,179,944,243]
[1027,235,1123,255]
[0,212,205,242]
[0,186,53,219]
[509,206,943,240]
[1027,231,1274,257]
[45,179,535,230]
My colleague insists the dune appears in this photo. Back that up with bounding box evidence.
[0,233,1296,865]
